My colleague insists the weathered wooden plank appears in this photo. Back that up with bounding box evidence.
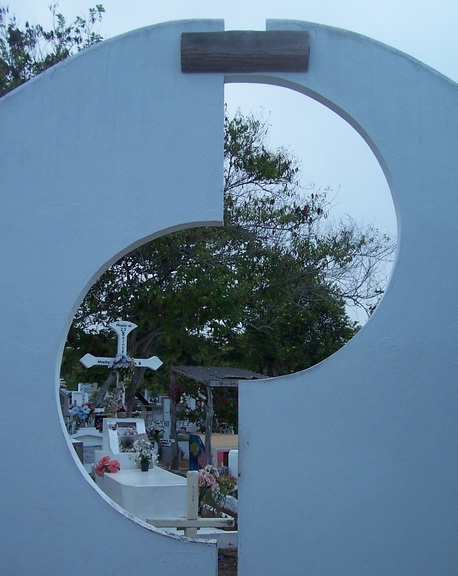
[181,30,309,73]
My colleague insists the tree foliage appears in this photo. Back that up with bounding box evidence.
[65,110,395,420]
[0,3,104,96]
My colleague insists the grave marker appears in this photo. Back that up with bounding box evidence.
[80,320,163,371]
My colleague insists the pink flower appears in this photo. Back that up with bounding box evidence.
[203,472,216,487]
[204,464,219,478]
[107,459,120,473]
[95,456,121,477]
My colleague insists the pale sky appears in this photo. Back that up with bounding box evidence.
[6,0,458,240]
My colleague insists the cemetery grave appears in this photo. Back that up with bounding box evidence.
[70,411,238,547]
[66,319,239,550]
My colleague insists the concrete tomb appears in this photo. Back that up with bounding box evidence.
[71,427,103,473]
[93,416,189,522]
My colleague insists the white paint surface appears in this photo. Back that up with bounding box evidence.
[0,19,224,576]
[95,467,187,522]
[237,21,458,575]
[1,18,457,576]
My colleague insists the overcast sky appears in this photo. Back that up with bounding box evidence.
[6,0,458,239]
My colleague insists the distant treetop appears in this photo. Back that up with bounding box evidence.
[0,4,105,96]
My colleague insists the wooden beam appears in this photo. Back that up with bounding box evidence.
[181,30,309,73]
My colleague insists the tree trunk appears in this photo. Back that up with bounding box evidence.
[205,385,213,465]
[94,371,115,407]
[123,328,163,416]
[125,367,146,416]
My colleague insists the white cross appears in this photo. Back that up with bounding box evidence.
[79,320,162,372]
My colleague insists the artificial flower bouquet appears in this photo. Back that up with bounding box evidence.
[132,437,154,465]
[70,401,94,423]
[95,455,120,477]
[199,464,220,496]
[198,465,237,512]
[146,426,164,444]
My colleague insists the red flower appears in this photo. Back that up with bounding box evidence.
[95,456,120,477]
[107,459,120,473]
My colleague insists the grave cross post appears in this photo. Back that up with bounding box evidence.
[79,320,162,371]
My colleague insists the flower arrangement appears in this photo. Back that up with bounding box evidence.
[198,465,237,512]
[146,426,164,444]
[97,354,135,417]
[108,353,136,384]
[199,464,220,494]
[70,402,94,425]
[102,392,126,417]
[108,353,133,371]
[132,437,154,465]
[95,455,120,477]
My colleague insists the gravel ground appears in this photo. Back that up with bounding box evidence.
[218,549,237,576]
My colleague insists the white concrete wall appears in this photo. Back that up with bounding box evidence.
[236,21,458,575]
[0,19,224,576]
[2,17,457,576]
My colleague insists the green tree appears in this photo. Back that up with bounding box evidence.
[65,110,394,419]
[0,3,104,96]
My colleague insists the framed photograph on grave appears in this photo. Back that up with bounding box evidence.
[133,432,148,444]
[117,422,138,452]
[103,418,147,454]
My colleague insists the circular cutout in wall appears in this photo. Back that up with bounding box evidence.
[59,82,397,534]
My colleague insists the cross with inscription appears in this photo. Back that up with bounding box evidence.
[79,320,162,372]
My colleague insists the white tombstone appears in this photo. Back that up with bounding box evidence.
[78,383,98,394]
[228,450,238,479]
[93,417,148,470]
[71,427,103,473]
[70,391,85,407]
[163,397,172,440]
[103,418,146,452]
